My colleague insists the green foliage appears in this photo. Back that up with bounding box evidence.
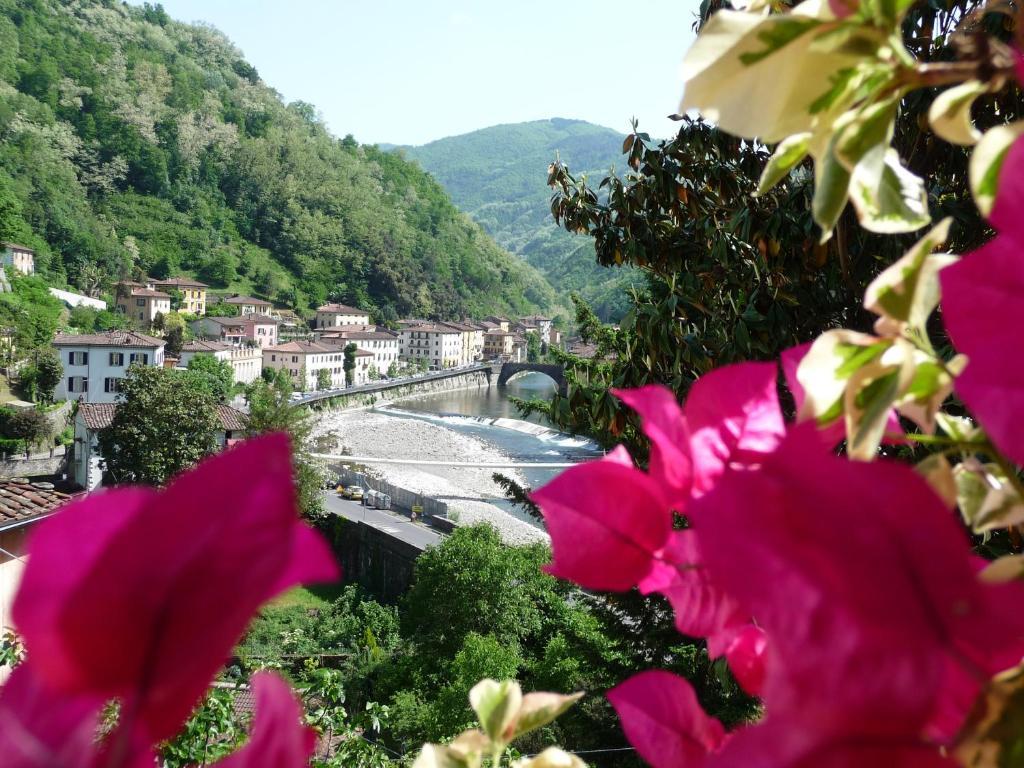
[160,686,243,767]
[0,406,49,454]
[525,332,541,363]
[185,354,234,403]
[0,0,559,319]
[18,346,62,403]
[0,275,63,351]
[317,366,331,391]
[98,365,219,485]
[343,343,356,386]
[398,118,634,320]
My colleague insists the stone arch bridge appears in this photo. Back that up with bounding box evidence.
[495,362,567,395]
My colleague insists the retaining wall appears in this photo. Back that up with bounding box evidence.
[306,369,490,413]
[331,465,449,520]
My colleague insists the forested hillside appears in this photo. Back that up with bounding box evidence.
[0,0,559,320]
[396,119,639,320]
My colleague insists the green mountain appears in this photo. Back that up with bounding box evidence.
[0,0,559,321]
[395,118,640,320]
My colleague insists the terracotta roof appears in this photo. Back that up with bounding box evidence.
[182,340,231,353]
[153,277,209,288]
[1,242,34,253]
[316,303,368,315]
[53,331,164,348]
[265,341,334,354]
[127,289,171,299]
[78,402,245,432]
[215,404,247,432]
[200,317,247,328]
[401,324,460,334]
[224,295,272,306]
[0,479,72,532]
[520,315,551,323]
[354,350,374,357]
[319,330,397,341]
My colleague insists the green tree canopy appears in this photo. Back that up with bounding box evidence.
[185,354,234,403]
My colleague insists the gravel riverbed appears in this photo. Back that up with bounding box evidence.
[313,408,548,545]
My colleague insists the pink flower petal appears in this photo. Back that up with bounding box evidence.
[211,672,316,768]
[941,137,1024,466]
[608,670,725,768]
[683,362,785,494]
[720,624,768,697]
[0,662,102,768]
[613,386,693,508]
[780,343,812,413]
[531,456,672,591]
[13,434,340,743]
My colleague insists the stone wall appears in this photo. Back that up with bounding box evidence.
[316,514,421,603]
[306,369,491,413]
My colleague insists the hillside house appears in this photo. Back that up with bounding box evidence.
[72,403,246,491]
[152,277,209,315]
[224,295,272,316]
[177,340,262,385]
[115,283,171,327]
[52,331,165,403]
[263,341,346,391]
[399,324,462,369]
[314,303,371,329]
[190,316,279,349]
[1,243,34,275]
[318,328,400,375]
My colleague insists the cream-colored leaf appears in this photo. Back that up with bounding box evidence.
[413,744,472,768]
[970,121,1024,217]
[979,555,1024,584]
[469,679,522,744]
[757,132,812,195]
[515,748,588,768]
[679,0,881,143]
[954,665,1024,767]
[848,146,930,234]
[915,453,957,509]
[512,691,584,740]
[795,329,883,423]
[954,459,1024,533]
[842,340,915,460]
[863,217,955,333]
[929,80,990,146]
[935,413,979,443]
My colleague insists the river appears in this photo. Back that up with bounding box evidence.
[377,372,600,524]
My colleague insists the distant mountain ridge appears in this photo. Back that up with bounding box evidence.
[393,118,639,320]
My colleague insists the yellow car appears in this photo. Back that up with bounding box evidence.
[341,485,364,501]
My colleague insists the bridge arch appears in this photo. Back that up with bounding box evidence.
[497,363,567,396]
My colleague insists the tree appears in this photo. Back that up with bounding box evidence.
[31,347,62,404]
[168,289,184,311]
[343,343,356,386]
[98,366,220,485]
[1,408,50,457]
[387,361,399,378]
[316,367,331,391]
[525,332,541,363]
[165,325,185,358]
[185,354,234,403]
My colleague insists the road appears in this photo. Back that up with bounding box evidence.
[294,364,493,406]
[322,491,442,550]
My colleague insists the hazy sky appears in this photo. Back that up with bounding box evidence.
[147,1,700,146]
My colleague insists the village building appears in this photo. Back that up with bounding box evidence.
[438,321,482,365]
[519,315,553,344]
[1,243,34,275]
[482,316,511,333]
[274,309,310,342]
[352,349,374,385]
[0,480,74,644]
[318,328,400,375]
[399,324,462,369]
[223,295,273,316]
[190,315,279,349]
[151,277,209,316]
[177,340,262,385]
[262,341,347,391]
[114,282,171,327]
[314,303,371,329]
[72,403,246,491]
[53,330,165,403]
[483,330,517,361]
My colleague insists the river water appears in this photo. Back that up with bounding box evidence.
[378,372,601,519]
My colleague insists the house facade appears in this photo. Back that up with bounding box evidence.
[318,329,400,375]
[483,330,517,361]
[262,341,346,391]
[224,295,272,316]
[519,315,553,344]
[115,283,171,327]
[399,324,462,369]
[190,316,279,349]
[1,243,34,275]
[314,303,371,329]
[177,340,263,385]
[53,331,165,403]
[152,277,209,316]
[73,403,246,491]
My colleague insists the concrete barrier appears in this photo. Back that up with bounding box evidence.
[331,465,449,520]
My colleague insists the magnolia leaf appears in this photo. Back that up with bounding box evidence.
[863,217,955,333]
[812,137,853,238]
[795,330,885,423]
[834,97,898,171]
[514,748,588,768]
[469,679,522,744]
[970,120,1024,216]
[929,80,990,146]
[954,460,1024,533]
[512,692,584,740]
[915,454,957,509]
[954,665,1024,767]
[848,146,930,234]
[756,133,811,195]
[679,0,881,143]
[980,555,1024,584]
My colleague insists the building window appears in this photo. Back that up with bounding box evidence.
[69,351,89,366]
[136,298,145,307]
[68,376,88,393]
[109,352,124,366]
[104,377,121,393]
[271,354,276,362]
[129,353,149,365]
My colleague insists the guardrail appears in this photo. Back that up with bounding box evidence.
[294,364,494,407]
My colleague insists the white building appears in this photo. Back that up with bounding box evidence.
[318,328,400,376]
[519,315,553,344]
[314,303,371,329]
[263,341,346,391]
[177,340,263,385]
[399,324,463,369]
[115,284,171,327]
[73,403,246,490]
[1,243,34,275]
[53,331,165,403]
[223,295,272,316]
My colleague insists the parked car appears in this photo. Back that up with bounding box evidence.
[344,485,364,501]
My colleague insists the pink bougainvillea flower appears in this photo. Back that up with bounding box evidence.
[608,670,726,768]
[12,434,340,745]
[0,662,103,768]
[690,427,1024,743]
[211,672,317,768]
[941,135,1024,466]
[719,624,768,697]
[531,450,672,591]
[828,0,860,18]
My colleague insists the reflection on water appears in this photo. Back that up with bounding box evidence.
[394,372,557,421]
